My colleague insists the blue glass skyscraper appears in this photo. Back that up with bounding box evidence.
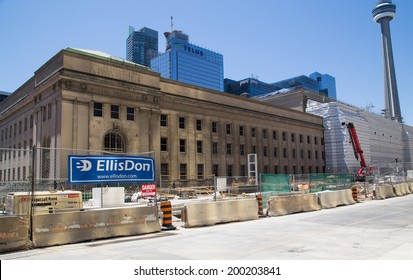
[126,26,158,67]
[225,72,336,100]
[224,78,279,97]
[151,30,224,92]
[309,72,337,100]
[271,72,337,99]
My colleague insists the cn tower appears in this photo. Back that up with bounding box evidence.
[372,0,402,122]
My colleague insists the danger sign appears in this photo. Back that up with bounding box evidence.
[141,183,156,198]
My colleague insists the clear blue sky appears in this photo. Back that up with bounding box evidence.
[1,0,412,124]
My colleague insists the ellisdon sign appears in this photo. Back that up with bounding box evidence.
[68,155,155,184]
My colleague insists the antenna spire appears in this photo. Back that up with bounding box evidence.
[170,16,174,32]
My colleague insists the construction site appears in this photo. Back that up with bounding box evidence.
[0,57,413,257]
[1,8,413,257]
[1,142,412,254]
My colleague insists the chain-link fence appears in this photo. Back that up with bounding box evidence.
[259,173,354,208]
[260,173,355,193]
[158,175,216,199]
[369,161,413,185]
[2,146,413,215]
[0,147,155,215]
[158,176,259,202]
[157,160,413,205]
[0,147,32,213]
[216,176,258,196]
[308,173,355,192]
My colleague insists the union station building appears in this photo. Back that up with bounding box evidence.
[0,48,325,185]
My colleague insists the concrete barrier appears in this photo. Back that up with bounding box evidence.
[400,183,410,195]
[317,189,355,209]
[407,182,413,193]
[0,215,32,253]
[342,189,356,205]
[267,193,321,216]
[318,191,339,209]
[32,205,160,248]
[402,183,408,195]
[393,184,404,196]
[181,198,258,228]
[301,193,321,212]
[374,185,396,200]
[407,182,412,193]
[267,194,302,216]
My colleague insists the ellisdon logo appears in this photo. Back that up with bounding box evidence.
[75,159,151,172]
[68,155,155,184]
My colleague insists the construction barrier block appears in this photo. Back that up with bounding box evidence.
[317,189,354,209]
[318,191,340,209]
[266,193,321,217]
[406,183,412,194]
[301,193,321,212]
[374,185,396,200]
[342,189,356,205]
[0,215,32,254]
[181,198,258,228]
[393,184,403,196]
[267,194,302,216]
[408,182,413,193]
[400,183,410,195]
[401,183,408,195]
[32,205,160,248]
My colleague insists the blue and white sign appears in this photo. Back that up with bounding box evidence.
[68,155,155,184]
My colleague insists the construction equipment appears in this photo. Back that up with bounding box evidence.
[342,122,372,182]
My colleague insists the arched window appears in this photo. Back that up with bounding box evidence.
[103,131,126,153]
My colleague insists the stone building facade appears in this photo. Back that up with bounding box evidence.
[0,48,325,185]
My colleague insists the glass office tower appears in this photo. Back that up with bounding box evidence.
[224,78,279,97]
[225,72,337,100]
[126,26,158,67]
[309,72,337,100]
[151,30,224,92]
[272,72,337,100]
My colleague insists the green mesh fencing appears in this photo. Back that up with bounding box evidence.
[260,174,291,208]
[258,173,355,208]
[260,174,291,193]
[309,173,354,193]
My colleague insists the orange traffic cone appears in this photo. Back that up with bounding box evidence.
[160,201,176,230]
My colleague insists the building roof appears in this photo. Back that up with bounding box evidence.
[67,48,150,70]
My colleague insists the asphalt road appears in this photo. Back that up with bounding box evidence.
[1,194,413,260]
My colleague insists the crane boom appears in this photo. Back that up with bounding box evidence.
[342,122,368,181]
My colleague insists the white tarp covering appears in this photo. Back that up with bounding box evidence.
[306,100,370,173]
[306,98,413,174]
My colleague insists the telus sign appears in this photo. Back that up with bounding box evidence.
[183,45,204,56]
[68,155,155,184]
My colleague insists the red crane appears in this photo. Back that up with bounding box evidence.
[342,122,370,181]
